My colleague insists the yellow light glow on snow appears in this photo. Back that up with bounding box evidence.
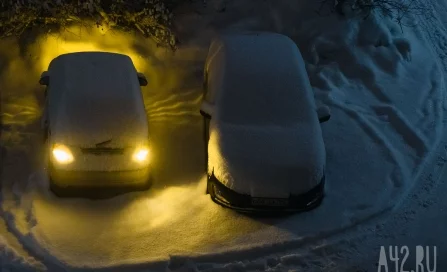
[0,39,42,140]
[36,25,145,73]
[32,24,203,126]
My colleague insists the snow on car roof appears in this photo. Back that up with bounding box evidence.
[47,52,140,101]
[207,32,317,126]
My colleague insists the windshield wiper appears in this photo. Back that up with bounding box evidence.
[95,139,112,147]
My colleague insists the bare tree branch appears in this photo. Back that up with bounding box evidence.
[316,0,428,32]
[0,0,178,50]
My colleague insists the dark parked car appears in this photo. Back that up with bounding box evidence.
[200,32,330,212]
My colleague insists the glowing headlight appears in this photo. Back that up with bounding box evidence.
[133,147,150,163]
[52,144,74,164]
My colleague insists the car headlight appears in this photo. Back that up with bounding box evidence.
[132,147,150,163]
[52,144,74,164]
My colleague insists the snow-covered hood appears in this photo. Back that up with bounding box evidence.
[46,52,149,148]
[208,122,326,198]
[50,95,149,148]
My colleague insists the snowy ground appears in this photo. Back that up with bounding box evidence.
[0,0,446,271]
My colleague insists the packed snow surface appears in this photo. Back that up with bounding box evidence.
[0,0,446,270]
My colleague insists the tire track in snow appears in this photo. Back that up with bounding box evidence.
[0,85,46,271]
[371,104,429,157]
[416,0,447,98]
[327,100,408,190]
[275,4,447,271]
[168,3,447,271]
[0,162,48,271]
[281,124,447,272]
[0,169,169,272]
[165,205,395,270]
[0,166,64,271]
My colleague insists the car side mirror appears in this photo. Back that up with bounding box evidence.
[200,101,214,119]
[39,71,49,86]
[317,105,331,123]
[137,72,148,86]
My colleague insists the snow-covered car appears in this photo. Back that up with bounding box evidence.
[39,52,152,195]
[200,32,331,212]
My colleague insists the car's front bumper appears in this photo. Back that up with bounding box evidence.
[48,162,151,188]
[207,174,325,214]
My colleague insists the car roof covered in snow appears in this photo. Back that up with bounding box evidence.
[47,52,141,100]
[206,32,317,126]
